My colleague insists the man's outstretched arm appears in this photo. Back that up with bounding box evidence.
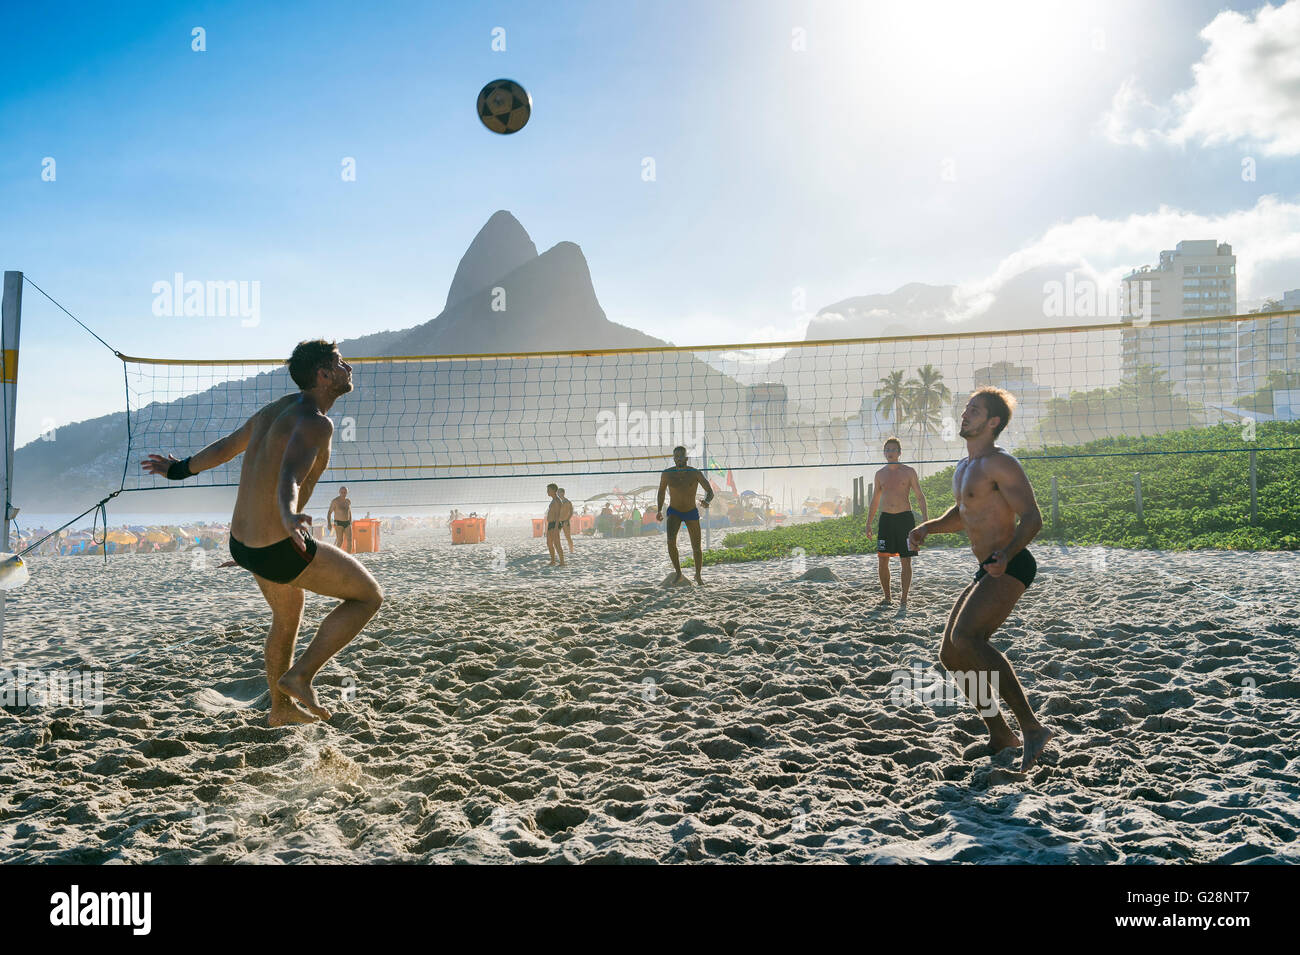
[141,416,254,479]
[656,472,668,519]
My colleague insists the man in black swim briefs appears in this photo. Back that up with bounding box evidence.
[327,486,354,553]
[907,386,1055,771]
[656,446,714,585]
[544,483,565,566]
[141,339,383,726]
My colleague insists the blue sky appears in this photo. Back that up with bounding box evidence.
[3,0,1300,443]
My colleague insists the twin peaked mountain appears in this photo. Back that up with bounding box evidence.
[339,210,664,357]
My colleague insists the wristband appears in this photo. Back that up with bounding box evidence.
[166,456,195,480]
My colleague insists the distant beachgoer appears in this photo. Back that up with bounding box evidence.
[544,483,565,566]
[656,446,714,584]
[327,486,353,552]
[907,387,1054,771]
[596,503,614,537]
[866,437,927,608]
[558,488,574,554]
[141,339,384,726]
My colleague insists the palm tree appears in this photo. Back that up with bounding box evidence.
[906,364,951,475]
[873,370,909,436]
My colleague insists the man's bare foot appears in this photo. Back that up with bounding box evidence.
[1021,726,1055,770]
[277,670,332,720]
[269,703,320,727]
[989,730,1022,755]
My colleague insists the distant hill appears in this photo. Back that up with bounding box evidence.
[13,212,711,513]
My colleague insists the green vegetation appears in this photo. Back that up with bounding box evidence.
[704,420,1300,565]
[1030,365,1200,446]
[1236,370,1300,416]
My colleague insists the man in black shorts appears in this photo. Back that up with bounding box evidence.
[865,436,927,607]
[141,340,383,726]
[907,387,1055,771]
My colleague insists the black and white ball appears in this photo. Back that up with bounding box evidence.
[477,78,531,135]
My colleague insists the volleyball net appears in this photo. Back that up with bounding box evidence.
[118,310,1300,511]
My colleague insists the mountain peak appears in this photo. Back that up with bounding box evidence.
[444,210,539,310]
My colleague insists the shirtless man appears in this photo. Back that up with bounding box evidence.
[557,487,575,555]
[327,486,353,553]
[865,436,927,608]
[141,340,383,726]
[544,483,565,566]
[907,387,1055,771]
[656,446,714,585]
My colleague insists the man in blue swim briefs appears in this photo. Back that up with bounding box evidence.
[907,386,1055,772]
[141,340,383,726]
[656,446,714,585]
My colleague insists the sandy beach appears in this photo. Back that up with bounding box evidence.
[2,527,1297,864]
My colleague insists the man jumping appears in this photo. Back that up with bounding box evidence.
[866,436,927,609]
[907,387,1054,771]
[142,340,383,726]
[656,446,714,585]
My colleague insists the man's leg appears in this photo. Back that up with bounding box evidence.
[685,519,704,583]
[344,526,353,554]
[666,514,683,580]
[941,574,1052,767]
[551,528,565,565]
[276,540,384,720]
[877,553,892,602]
[252,576,316,726]
[900,556,912,605]
[564,524,574,553]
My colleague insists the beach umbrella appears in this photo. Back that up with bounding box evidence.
[105,530,138,544]
[143,530,171,543]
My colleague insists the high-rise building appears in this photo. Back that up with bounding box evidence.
[1120,240,1237,408]
[1236,288,1300,399]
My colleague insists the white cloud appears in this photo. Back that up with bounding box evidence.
[1102,0,1300,156]
[952,194,1300,322]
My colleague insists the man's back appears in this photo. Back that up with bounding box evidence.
[232,395,330,546]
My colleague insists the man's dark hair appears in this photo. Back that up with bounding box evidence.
[547,483,558,492]
[287,339,339,390]
[972,386,1015,438]
[883,436,901,451]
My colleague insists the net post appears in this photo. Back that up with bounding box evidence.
[1249,449,1257,525]
[1,270,23,663]
[702,434,711,552]
[1133,472,1144,523]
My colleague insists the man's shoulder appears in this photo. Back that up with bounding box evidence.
[987,447,1028,477]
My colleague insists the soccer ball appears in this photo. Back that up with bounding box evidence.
[477,78,531,135]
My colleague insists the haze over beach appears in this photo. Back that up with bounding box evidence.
[1,0,1298,895]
